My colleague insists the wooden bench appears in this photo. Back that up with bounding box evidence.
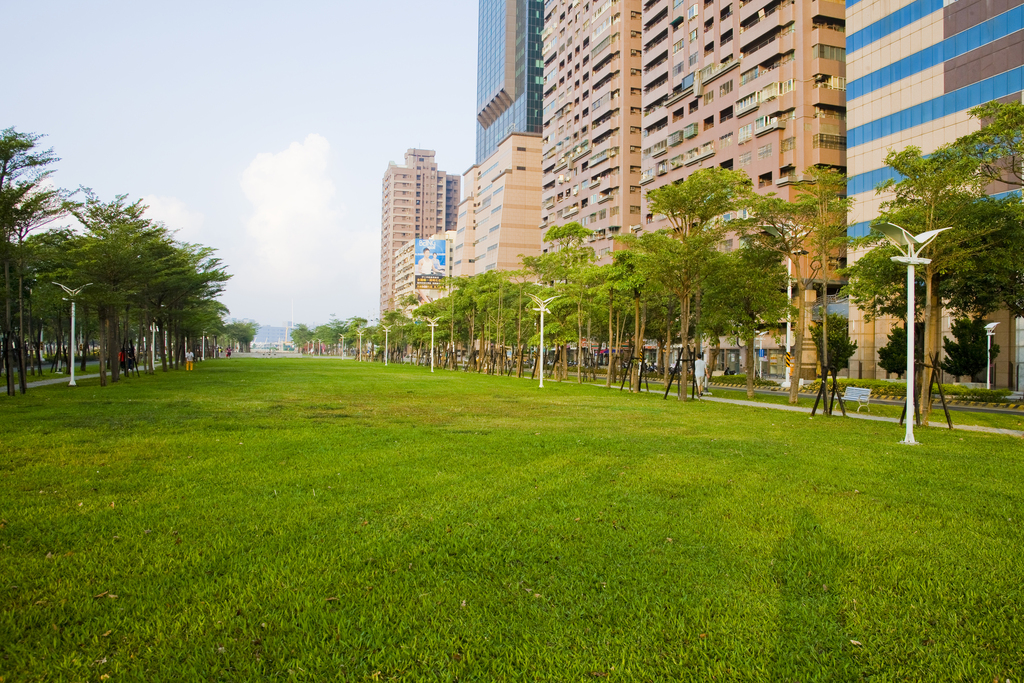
[842,386,872,412]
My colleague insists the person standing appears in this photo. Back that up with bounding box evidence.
[186,349,195,371]
[694,353,709,396]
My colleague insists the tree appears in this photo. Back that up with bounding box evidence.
[643,167,750,399]
[69,192,169,385]
[959,100,1024,189]
[809,313,858,372]
[875,323,923,379]
[0,128,61,395]
[528,222,596,383]
[941,317,998,381]
[871,144,989,422]
[744,167,850,405]
[702,246,790,399]
[223,321,258,353]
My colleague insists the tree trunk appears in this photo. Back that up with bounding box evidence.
[920,270,942,424]
[788,282,807,405]
[745,335,756,399]
[678,294,690,401]
[98,309,108,387]
[606,295,615,387]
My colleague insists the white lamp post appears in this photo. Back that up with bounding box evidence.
[382,325,391,366]
[423,317,440,372]
[756,331,768,379]
[52,282,91,386]
[527,293,560,388]
[985,322,999,389]
[877,222,951,445]
[357,331,363,361]
[339,335,344,358]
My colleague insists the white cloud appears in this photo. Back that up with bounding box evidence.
[143,195,206,243]
[232,134,379,323]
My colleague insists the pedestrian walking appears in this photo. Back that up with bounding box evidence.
[694,353,710,396]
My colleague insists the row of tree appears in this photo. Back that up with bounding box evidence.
[364,102,1022,417]
[1,128,232,395]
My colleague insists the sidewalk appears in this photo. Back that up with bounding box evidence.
[698,394,1024,438]
[22,374,101,388]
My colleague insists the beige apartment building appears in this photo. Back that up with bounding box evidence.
[540,0,646,257]
[639,0,847,210]
[379,149,460,316]
[451,133,544,277]
[635,0,848,376]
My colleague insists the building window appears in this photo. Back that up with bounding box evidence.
[738,151,751,167]
[757,143,772,159]
[738,123,752,142]
[781,136,796,152]
[719,132,734,148]
[812,44,846,62]
[719,80,733,96]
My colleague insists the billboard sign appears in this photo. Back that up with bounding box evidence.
[414,238,446,289]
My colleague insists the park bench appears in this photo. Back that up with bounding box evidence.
[843,386,872,412]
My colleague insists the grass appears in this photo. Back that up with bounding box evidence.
[1,359,1022,682]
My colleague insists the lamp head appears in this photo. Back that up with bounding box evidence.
[984,322,999,333]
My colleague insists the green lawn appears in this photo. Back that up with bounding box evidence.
[1,360,1021,681]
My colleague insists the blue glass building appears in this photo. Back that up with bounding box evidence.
[476,0,545,165]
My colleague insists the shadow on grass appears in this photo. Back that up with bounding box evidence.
[773,508,859,681]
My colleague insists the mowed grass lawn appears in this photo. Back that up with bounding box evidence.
[1,360,1021,682]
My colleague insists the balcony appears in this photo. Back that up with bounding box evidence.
[697,55,740,88]
[754,115,782,136]
[668,130,684,147]
[683,122,699,139]
[590,146,619,166]
[685,143,716,166]
[640,168,656,184]
[735,92,760,117]
[669,153,685,168]
[656,160,669,175]
[562,205,580,219]
[571,140,592,160]
[647,140,668,157]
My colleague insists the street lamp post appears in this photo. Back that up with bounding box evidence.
[527,293,560,388]
[985,322,999,389]
[877,222,951,445]
[423,317,440,372]
[357,331,363,361]
[382,325,391,366]
[756,331,768,379]
[784,257,793,388]
[52,282,91,386]
[339,335,344,358]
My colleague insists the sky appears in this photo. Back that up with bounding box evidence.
[5,0,479,328]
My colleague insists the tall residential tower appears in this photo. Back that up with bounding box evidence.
[379,149,460,315]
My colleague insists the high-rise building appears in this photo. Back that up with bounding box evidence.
[844,0,1023,383]
[635,0,848,376]
[451,134,544,276]
[476,0,546,165]
[379,149,460,315]
[540,0,646,259]
[640,0,847,217]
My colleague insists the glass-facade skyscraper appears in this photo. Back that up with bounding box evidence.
[475,0,544,165]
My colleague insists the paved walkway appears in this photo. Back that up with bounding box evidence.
[21,374,101,388]
[697,394,1024,438]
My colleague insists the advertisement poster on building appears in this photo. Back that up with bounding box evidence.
[414,239,445,289]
